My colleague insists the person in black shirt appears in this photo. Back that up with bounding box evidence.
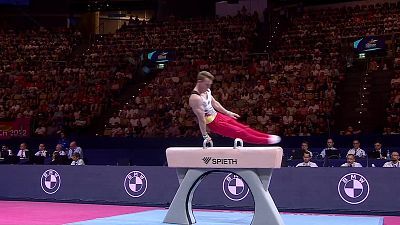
[291,141,313,160]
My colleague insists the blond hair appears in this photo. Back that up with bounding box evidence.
[197,71,214,81]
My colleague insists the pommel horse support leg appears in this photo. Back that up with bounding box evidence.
[163,139,285,225]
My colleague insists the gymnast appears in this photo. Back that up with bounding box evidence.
[189,71,281,145]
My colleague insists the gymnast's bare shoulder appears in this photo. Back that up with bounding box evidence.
[189,94,202,110]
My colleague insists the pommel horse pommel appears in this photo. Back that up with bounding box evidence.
[163,138,285,225]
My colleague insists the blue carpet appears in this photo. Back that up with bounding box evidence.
[68,209,384,225]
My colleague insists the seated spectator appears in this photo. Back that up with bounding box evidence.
[109,113,121,127]
[71,152,85,166]
[391,73,400,86]
[385,70,400,133]
[369,141,387,159]
[54,144,67,156]
[68,141,83,159]
[50,145,69,165]
[57,132,70,150]
[343,126,362,135]
[1,145,10,158]
[33,143,47,165]
[320,138,339,159]
[34,125,46,136]
[2,145,19,164]
[291,141,313,160]
[50,151,61,165]
[383,151,400,167]
[296,152,318,167]
[34,144,48,157]
[16,143,31,159]
[341,154,362,167]
[347,140,366,158]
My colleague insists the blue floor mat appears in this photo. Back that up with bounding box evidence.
[68,209,384,225]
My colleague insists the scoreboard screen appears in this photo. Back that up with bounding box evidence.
[354,36,385,53]
[147,50,176,63]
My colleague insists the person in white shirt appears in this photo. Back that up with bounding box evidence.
[109,113,120,126]
[54,144,66,156]
[17,143,30,159]
[34,144,47,157]
[68,141,83,159]
[341,154,362,167]
[347,140,366,158]
[70,152,85,166]
[296,152,318,167]
[189,71,281,145]
[383,152,400,167]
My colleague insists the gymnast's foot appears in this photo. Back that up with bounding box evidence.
[267,135,281,144]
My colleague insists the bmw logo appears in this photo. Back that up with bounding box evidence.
[40,169,61,194]
[124,171,148,198]
[222,173,250,201]
[338,173,370,205]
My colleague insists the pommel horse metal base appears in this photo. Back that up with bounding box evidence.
[164,139,285,225]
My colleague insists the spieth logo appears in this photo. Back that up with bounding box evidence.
[124,171,148,198]
[338,173,370,205]
[202,157,237,165]
[202,157,212,164]
[223,173,249,201]
[41,169,61,194]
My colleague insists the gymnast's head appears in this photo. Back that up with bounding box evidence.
[196,71,214,92]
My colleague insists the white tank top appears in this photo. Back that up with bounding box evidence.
[201,89,217,116]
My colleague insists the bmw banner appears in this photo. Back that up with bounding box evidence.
[0,166,398,215]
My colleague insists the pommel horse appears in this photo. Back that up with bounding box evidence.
[163,138,285,225]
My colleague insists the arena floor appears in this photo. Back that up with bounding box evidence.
[0,201,397,225]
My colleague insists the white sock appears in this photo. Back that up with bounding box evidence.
[268,135,281,144]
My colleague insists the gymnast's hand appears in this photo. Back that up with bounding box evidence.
[203,133,212,143]
[227,111,240,119]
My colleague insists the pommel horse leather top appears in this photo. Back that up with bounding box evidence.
[166,139,283,169]
[163,139,285,225]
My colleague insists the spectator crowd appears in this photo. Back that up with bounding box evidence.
[1,2,400,139]
[105,3,400,138]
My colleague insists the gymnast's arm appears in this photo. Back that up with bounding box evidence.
[211,96,240,119]
[189,94,208,138]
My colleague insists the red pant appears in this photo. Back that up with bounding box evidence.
[207,113,271,144]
